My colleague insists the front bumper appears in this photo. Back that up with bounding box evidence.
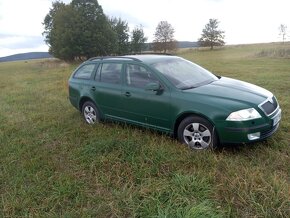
[217,108,281,144]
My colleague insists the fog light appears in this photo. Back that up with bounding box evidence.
[247,132,260,140]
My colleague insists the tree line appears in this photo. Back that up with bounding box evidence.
[43,0,225,61]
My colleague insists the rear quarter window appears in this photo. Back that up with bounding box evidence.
[74,64,96,79]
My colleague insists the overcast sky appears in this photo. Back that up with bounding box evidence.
[0,0,289,57]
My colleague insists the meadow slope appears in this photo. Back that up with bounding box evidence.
[0,43,289,217]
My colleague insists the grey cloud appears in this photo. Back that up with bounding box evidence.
[105,10,150,28]
[0,34,45,49]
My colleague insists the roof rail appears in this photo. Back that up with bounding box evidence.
[87,57,102,61]
[88,56,141,62]
[142,52,173,56]
[132,52,173,56]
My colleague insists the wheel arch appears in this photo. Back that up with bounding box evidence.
[173,111,218,138]
[79,96,103,115]
[79,96,93,111]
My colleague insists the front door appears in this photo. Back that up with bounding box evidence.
[121,63,171,131]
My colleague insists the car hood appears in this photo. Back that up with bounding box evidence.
[183,77,272,107]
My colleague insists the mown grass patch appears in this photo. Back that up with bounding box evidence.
[0,44,289,217]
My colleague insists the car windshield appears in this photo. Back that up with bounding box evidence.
[151,57,218,89]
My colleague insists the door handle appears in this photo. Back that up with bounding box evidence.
[91,86,96,91]
[124,91,131,97]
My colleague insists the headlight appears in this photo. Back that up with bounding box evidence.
[226,108,261,121]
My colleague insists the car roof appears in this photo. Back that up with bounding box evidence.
[87,54,179,65]
[125,55,178,64]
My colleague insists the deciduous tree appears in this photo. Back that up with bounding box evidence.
[278,24,288,43]
[153,21,177,53]
[198,19,225,50]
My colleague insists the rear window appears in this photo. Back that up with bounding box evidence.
[99,63,122,84]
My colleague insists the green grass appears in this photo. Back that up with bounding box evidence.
[1,43,289,217]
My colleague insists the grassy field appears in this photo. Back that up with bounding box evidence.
[0,43,289,217]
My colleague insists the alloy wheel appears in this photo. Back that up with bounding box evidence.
[183,122,212,149]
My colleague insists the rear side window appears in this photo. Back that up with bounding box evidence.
[100,63,122,84]
[74,64,96,79]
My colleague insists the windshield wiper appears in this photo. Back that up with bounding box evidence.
[180,85,197,90]
[180,79,216,90]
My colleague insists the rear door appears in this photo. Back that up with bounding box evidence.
[91,62,124,118]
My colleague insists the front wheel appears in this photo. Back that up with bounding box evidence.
[81,101,100,125]
[177,116,218,150]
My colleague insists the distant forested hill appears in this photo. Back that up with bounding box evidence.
[177,41,198,48]
[0,41,198,62]
[144,41,198,50]
[0,52,52,62]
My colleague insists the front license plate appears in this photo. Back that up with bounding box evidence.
[272,109,281,126]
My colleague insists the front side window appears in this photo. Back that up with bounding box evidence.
[74,64,96,79]
[100,63,122,84]
[126,64,159,88]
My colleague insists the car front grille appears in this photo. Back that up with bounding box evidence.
[260,96,278,115]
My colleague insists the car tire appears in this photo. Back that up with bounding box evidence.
[81,101,100,125]
[177,116,218,150]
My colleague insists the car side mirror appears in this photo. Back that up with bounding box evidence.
[145,82,162,91]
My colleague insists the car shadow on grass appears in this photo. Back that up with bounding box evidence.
[216,139,271,154]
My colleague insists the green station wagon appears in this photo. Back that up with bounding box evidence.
[68,55,281,149]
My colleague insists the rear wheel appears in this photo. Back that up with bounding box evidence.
[81,101,100,125]
[177,116,218,150]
